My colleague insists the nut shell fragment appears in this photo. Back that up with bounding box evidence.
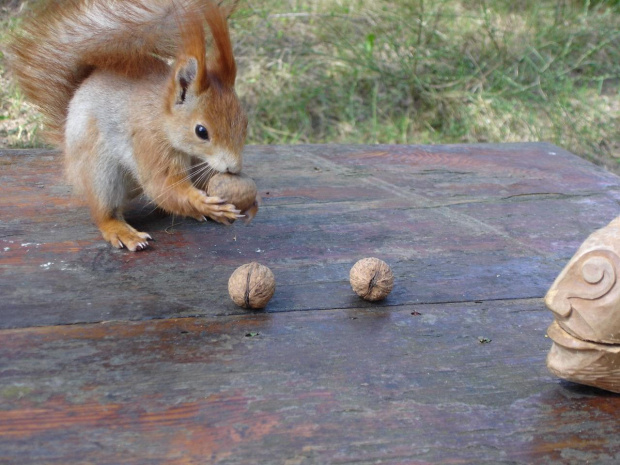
[228,262,275,309]
[349,257,394,301]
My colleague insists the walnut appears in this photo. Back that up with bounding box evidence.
[228,262,275,309]
[207,172,259,222]
[349,257,394,301]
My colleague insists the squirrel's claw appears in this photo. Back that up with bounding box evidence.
[191,214,208,223]
[100,219,152,252]
[205,207,241,225]
[189,189,242,225]
[198,192,227,205]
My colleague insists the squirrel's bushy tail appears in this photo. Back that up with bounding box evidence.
[8,0,224,146]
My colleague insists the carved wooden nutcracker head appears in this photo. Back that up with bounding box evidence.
[545,216,620,393]
[545,217,620,344]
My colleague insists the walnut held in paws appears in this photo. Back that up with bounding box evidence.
[207,172,258,221]
[228,262,275,309]
[350,257,394,301]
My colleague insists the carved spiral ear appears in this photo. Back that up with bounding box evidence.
[545,250,619,318]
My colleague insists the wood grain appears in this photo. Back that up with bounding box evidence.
[1,300,618,464]
[1,144,619,328]
[1,143,620,464]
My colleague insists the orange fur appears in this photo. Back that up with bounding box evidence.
[8,0,237,145]
[204,1,237,87]
[8,0,249,251]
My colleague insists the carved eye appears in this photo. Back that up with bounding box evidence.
[195,124,209,141]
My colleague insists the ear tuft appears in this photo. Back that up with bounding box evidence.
[172,5,209,101]
[204,1,237,87]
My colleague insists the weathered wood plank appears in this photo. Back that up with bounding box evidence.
[1,300,618,464]
[2,144,619,328]
[2,143,620,463]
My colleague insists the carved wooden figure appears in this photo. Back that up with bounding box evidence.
[545,216,620,393]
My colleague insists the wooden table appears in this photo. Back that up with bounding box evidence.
[1,143,619,464]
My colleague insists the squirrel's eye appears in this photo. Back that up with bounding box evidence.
[195,124,209,141]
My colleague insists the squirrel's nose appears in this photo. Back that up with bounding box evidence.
[227,161,242,174]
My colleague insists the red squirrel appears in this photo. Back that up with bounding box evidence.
[8,0,248,251]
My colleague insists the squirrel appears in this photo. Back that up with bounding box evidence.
[8,0,248,251]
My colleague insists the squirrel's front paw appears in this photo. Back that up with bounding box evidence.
[192,191,243,225]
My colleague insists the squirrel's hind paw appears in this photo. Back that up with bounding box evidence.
[99,219,152,252]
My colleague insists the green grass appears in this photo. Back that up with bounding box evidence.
[1,0,619,170]
[231,0,619,167]
[0,3,44,148]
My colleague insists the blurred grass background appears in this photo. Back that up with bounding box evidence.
[1,0,619,170]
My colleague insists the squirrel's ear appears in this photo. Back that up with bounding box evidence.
[173,57,207,105]
[172,8,209,105]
